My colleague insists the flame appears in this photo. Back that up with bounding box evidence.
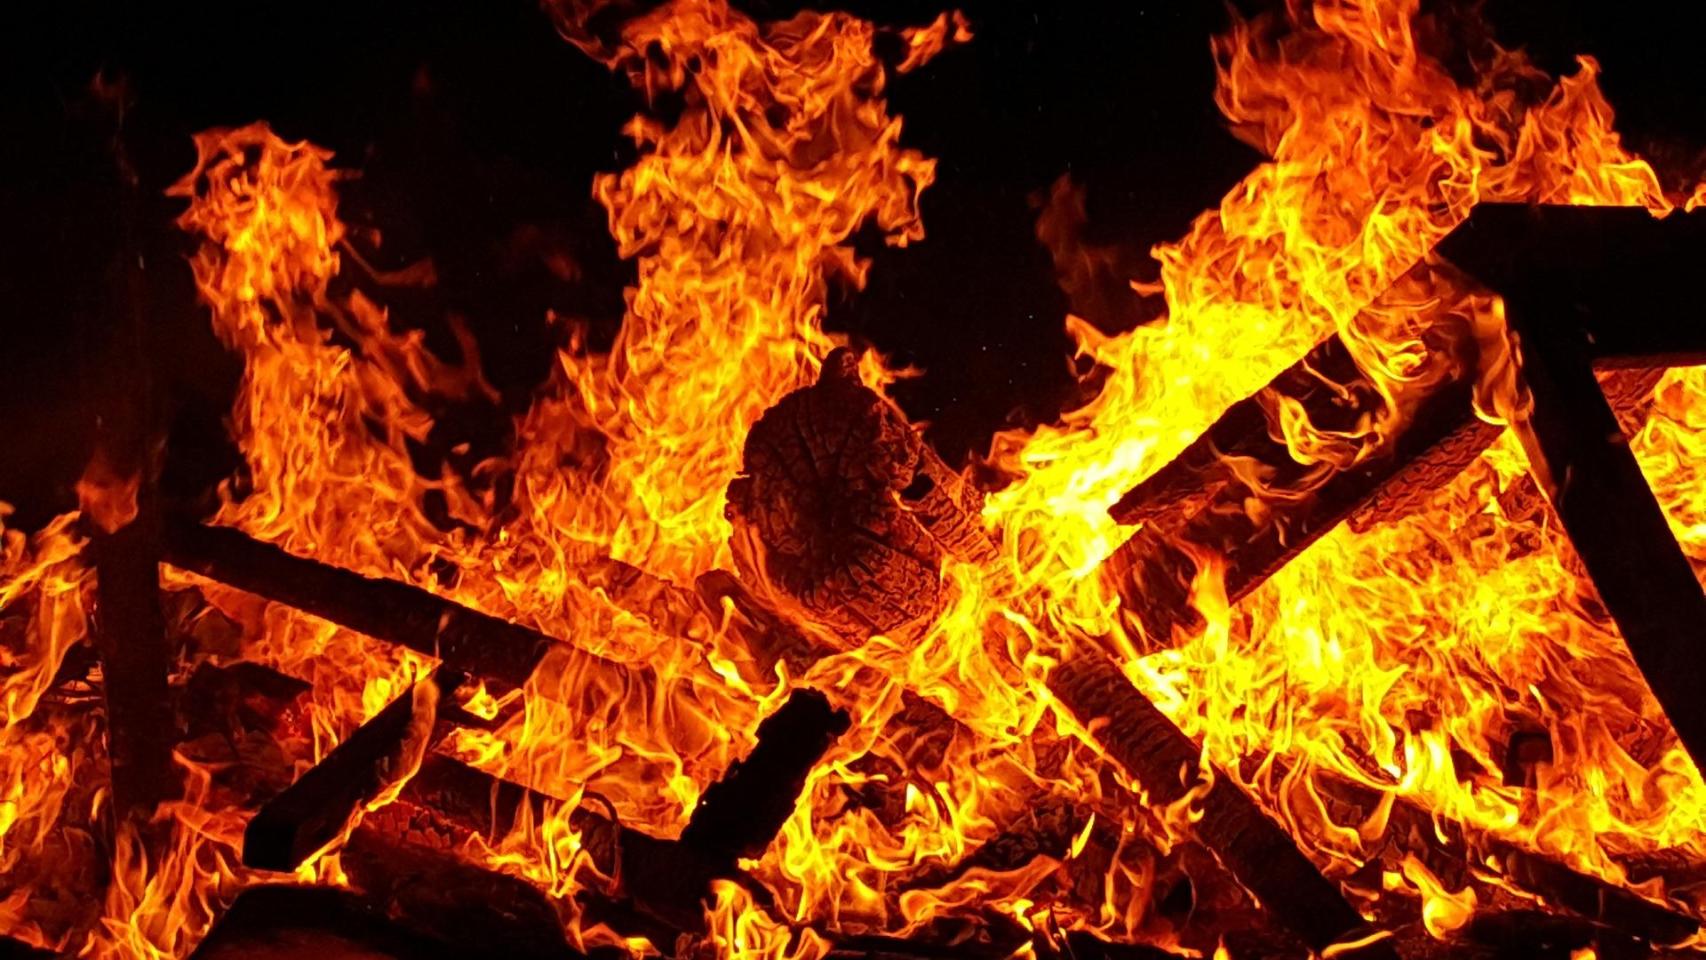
[7,0,1706,955]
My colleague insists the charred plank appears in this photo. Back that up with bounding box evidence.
[1048,655,1391,958]
[1436,204,1706,774]
[88,505,177,820]
[1103,296,1488,642]
[162,518,557,687]
[682,688,850,867]
[243,667,461,871]
[1435,204,1706,367]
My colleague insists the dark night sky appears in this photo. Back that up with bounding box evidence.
[3,0,1705,531]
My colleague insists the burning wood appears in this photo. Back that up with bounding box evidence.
[161,519,557,688]
[242,668,459,872]
[1048,655,1391,957]
[13,0,1706,956]
[726,348,997,645]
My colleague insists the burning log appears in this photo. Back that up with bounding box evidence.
[162,518,567,687]
[726,348,996,646]
[1433,203,1706,773]
[1103,278,1490,642]
[243,667,461,871]
[680,688,850,867]
[1300,767,1699,947]
[340,827,580,960]
[1048,655,1392,958]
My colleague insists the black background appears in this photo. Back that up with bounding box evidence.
[3,0,1704,531]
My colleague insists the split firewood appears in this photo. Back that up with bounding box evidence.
[1048,654,1394,958]
[1103,255,1674,646]
[1299,768,1699,946]
[726,347,996,646]
[243,667,461,872]
[162,518,561,687]
[681,688,850,867]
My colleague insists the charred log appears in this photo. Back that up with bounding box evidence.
[1304,769,1698,946]
[341,826,581,960]
[243,667,461,872]
[726,348,995,645]
[1048,655,1391,958]
[164,518,589,687]
[681,688,850,867]
[1103,298,1488,643]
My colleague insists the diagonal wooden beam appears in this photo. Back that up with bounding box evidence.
[243,667,463,871]
[1049,655,1393,958]
[162,518,562,688]
[1437,203,1706,772]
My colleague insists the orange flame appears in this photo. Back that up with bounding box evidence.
[7,0,1706,955]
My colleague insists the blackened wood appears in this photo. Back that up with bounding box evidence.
[726,348,996,645]
[1048,655,1391,958]
[341,826,580,960]
[89,509,177,821]
[1103,325,1487,642]
[1493,297,1706,776]
[83,79,175,823]
[1436,204,1706,367]
[162,519,554,686]
[243,667,462,871]
[681,688,850,867]
[389,754,727,936]
[1434,203,1706,776]
[1304,766,1698,945]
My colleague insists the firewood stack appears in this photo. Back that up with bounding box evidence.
[19,204,1706,960]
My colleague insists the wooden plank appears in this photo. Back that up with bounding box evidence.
[1048,655,1393,958]
[1103,321,1489,643]
[243,667,463,871]
[1436,204,1706,367]
[162,519,559,687]
[1437,204,1706,776]
[88,506,177,820]
[680,688,850,867]
[1494,302,1706,780]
